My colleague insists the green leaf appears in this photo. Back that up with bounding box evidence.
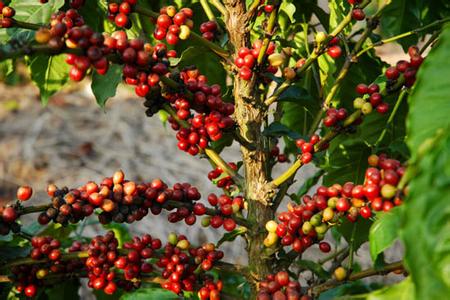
[369,207,401,261]
[401,133,450,299]
[296,259,331,280]
[120,288,179,300]
[0,0,65,42]
[280,84,320,137]
[318,52,337,96]
[297,169,325,197]
[77,0,107,32]
[359,277,415,300]
[27,54,70,105]
[39,223,77,240]
[91,64,123,108]
[263,122,302,140]
[380,1,421,50]
[328,0,351,34]
[407,24,450,156]
[338,217,372,252]
[217,227,247,247]
[322,141,370,185]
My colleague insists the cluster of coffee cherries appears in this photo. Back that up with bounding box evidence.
[107,0,137,28]
[353,82,389,115]
[207,162,238,191]
[13,238,84,298]
[153,6,194,45]
[165,67,235,156]
[33,9,112,81]
[323,107,348,128]
[270,145,289,163]
[0,185,33,235]
[354,46,424,115]
[264,154,406,252]
[385,46,423,87]
[30,236,62,262]
[157,233,224,295]
[197,276,223,300]
[0,1,15,28]
[235,40,281,81]
[200,194,245,232]
[35,170,202,227]
[295,134,322,165]
[257,271,309,300]
[199,21,218,41]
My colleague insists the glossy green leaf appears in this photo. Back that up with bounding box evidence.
[217,227,247,247]
[407,24,450,155]
[91,64,123,108]
[323,141,370,185]
[329,0,351,35]
[356,277,415,300]
[338,217,372,252]
[27,54,70,105]
[401,133,450,299]
[369,207,401,261]
[0,0,65,42]
[263,122,302,140]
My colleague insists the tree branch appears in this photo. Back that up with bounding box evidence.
[310,261,404,296]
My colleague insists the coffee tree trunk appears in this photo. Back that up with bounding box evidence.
[223,0,275,294]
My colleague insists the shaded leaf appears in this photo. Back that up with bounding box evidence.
[120,288,179,300]
[296,259,331,279]
[27,54,70,105]
[217,227,247,247]
[91,64,123,108]
[369,207,401,261]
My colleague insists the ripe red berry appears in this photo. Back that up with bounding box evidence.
[69,66,85,81]
[115,13,129,27]
[336,198,350,212]
[301,152,313,164]
[24,285,37,298]
[223,218,236,231]
[275,271,289,286]
[104,281,117,295]
[352,8,365,21]
[327,45,342,59]
[385,66,400,80]
[319,242,331,253]
[17,186,33,201]
[239,66,253,80]
[360,206,372,219]
[2,207,17,223]
[355,83,368,95]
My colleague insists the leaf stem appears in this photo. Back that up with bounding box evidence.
[256,4,279,66]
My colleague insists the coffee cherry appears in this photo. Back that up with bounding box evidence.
[360,206,372,219]
[239,66,252,80]
[352,8,365,21]
[355,83,368,95]
[2,207,17,223]
[334,267,347,281]
[385,66,400,80]
[24,285,37,298]
[17,186,33,201]
[327,45,342,59]
[319,241,331,253]
[361,102,373,115]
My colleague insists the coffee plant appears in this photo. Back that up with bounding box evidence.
[0,0,449,299]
